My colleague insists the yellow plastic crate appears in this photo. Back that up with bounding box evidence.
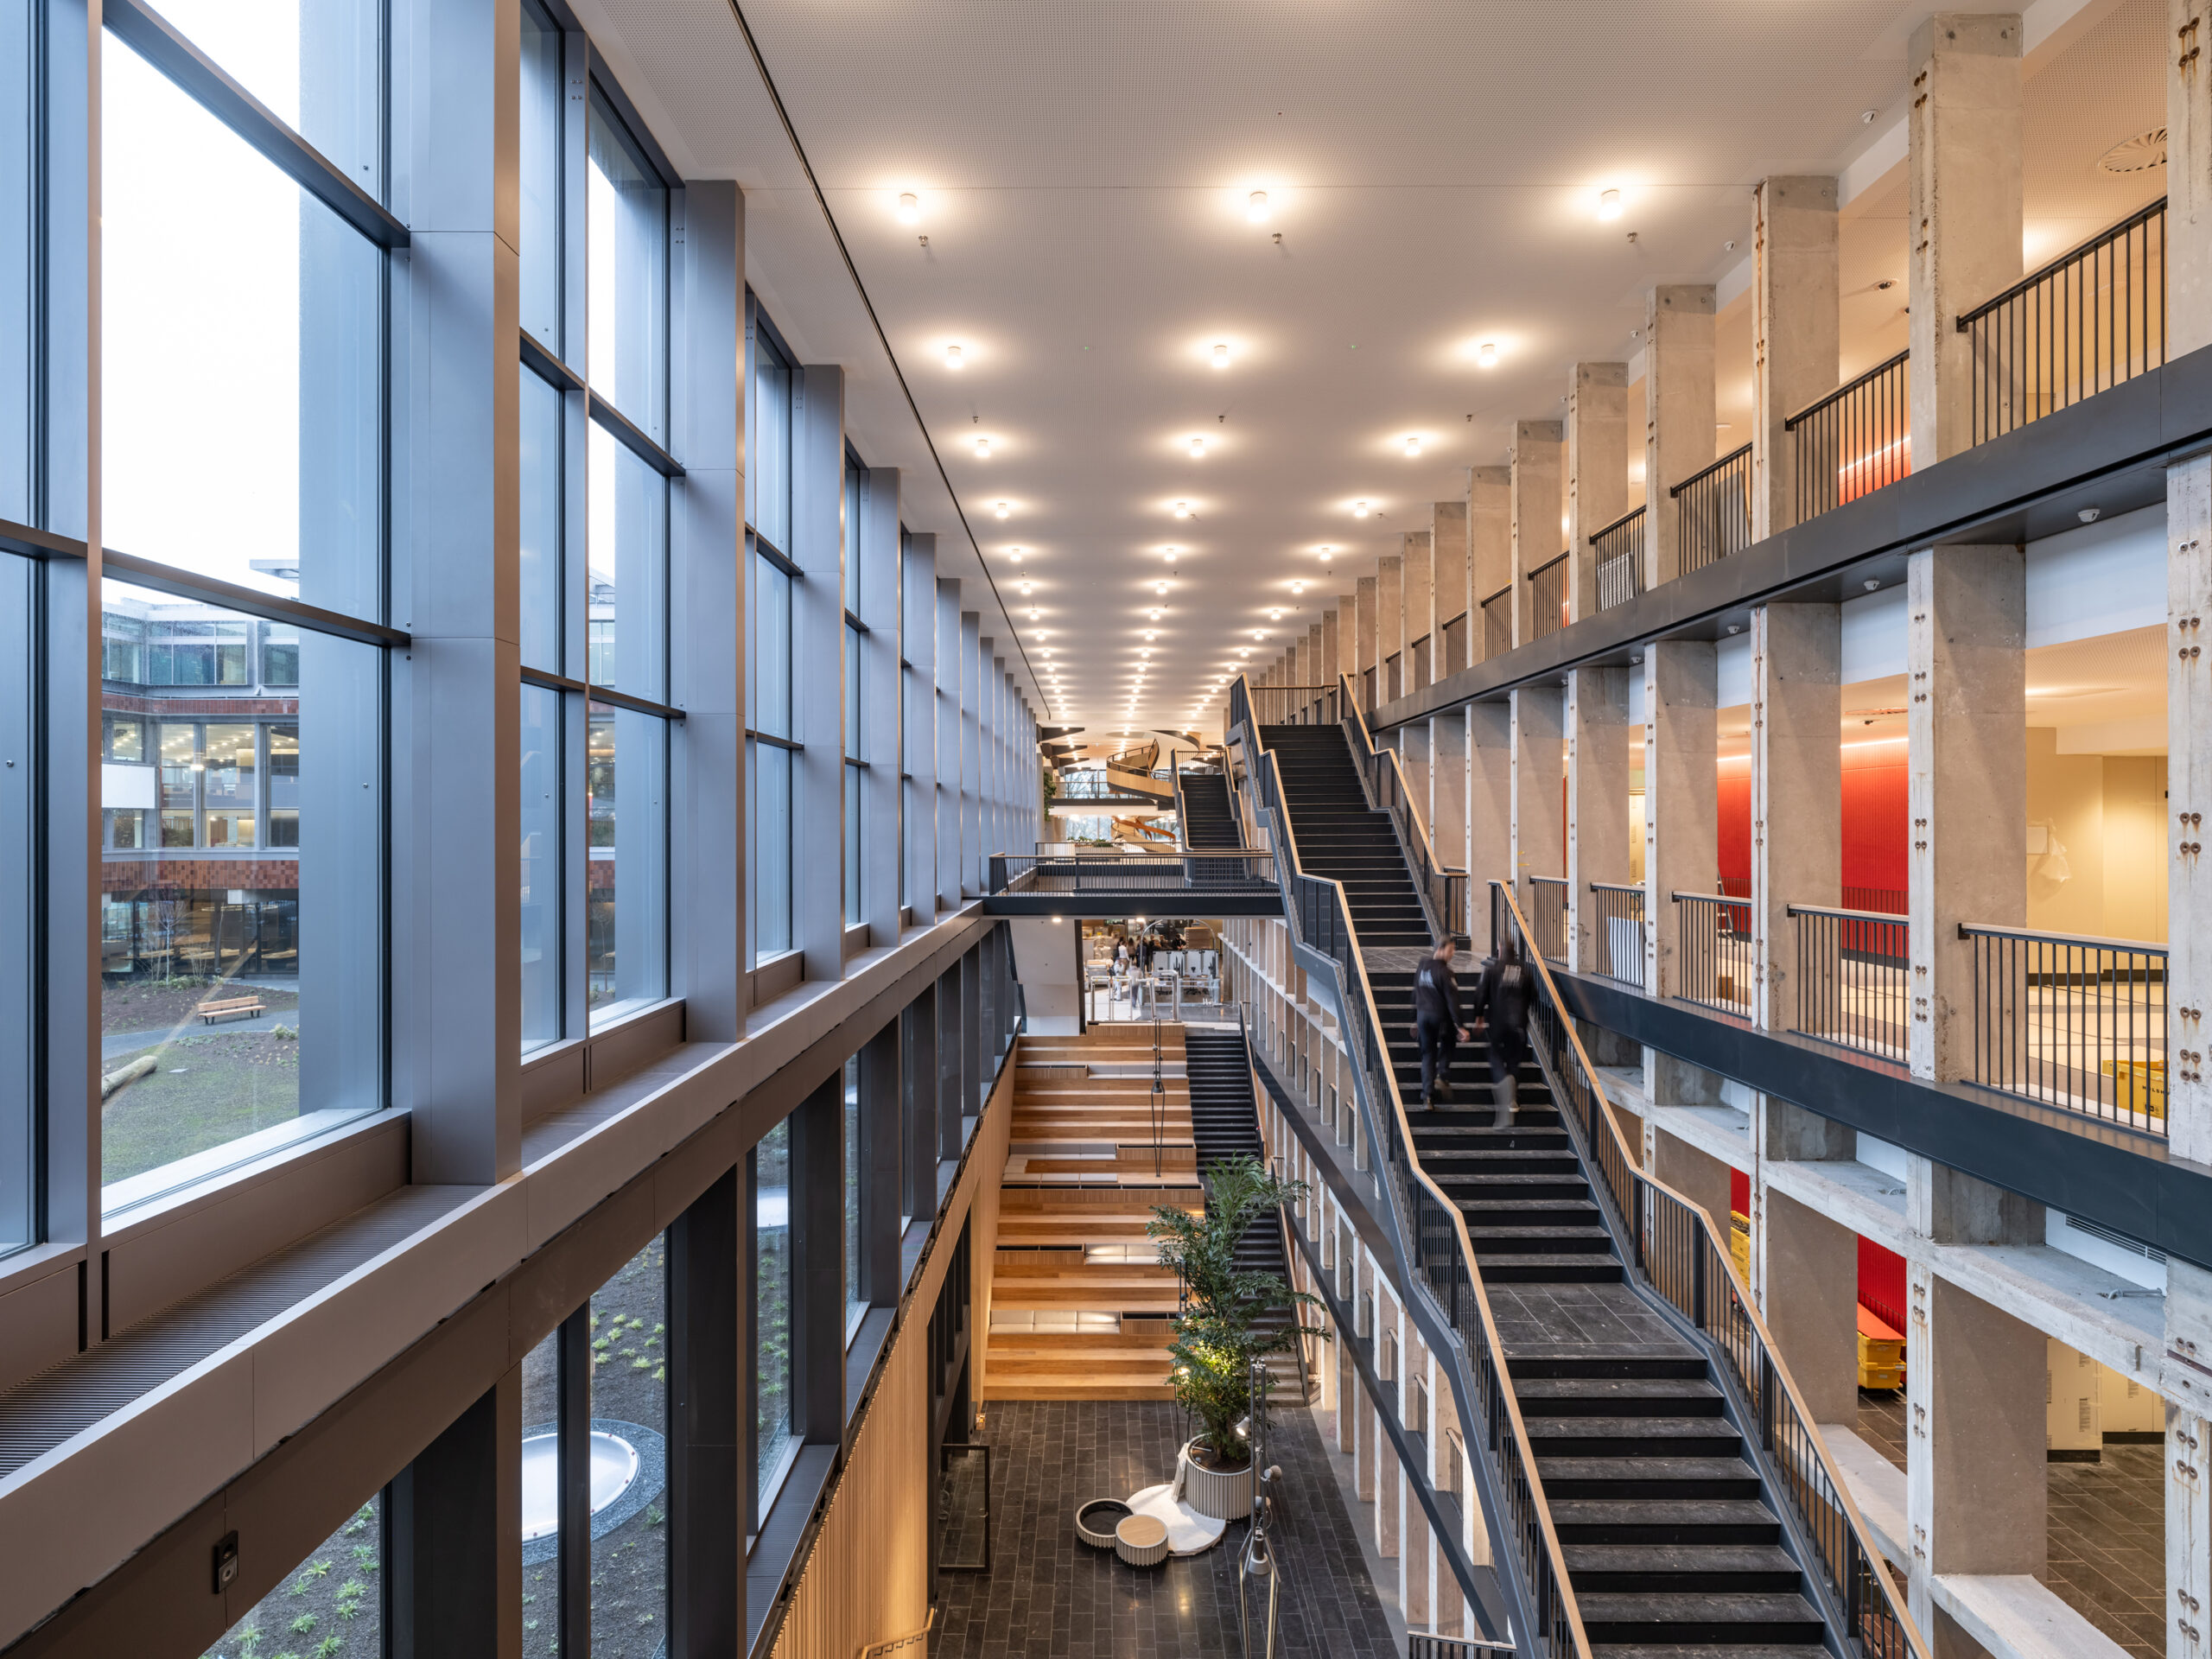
[1857,1332,1904,1367]
[1728,1211,1751,1281]
[2101,1059,2165,1122]
[1859,1362,1905,1391]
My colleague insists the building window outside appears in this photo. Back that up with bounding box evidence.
[521,686,562,1053]
[202,1494,384,1659]
[588,1238,668,1657]
[747,315,797,965]
[520,1325,563,1657]
[754,1117,796,1508]
[844,618,863,928]
[844,1053,865,1336]
[518,0,563,357]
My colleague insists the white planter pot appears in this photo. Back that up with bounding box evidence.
[1180,1441,1254,1521]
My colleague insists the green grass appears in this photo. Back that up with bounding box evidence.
[102,1033,301,1185]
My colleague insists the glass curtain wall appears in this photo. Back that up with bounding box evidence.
[518,21,677,1047]
[753,1117,796,1510]
[90,0,391,1212]
[747,315,796,962]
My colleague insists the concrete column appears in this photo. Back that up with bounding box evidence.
[1751,603,1841,1032]
[2168,460,2212,1163]
[1471,466,1511,661]
[1647,1121,1732,1237]
[1402,724,1433,841]
[2169,1393,2211,1659]
[1469,702,1513,921]
[1906,13,2024,466]
[1567,665,1632,976]
[1403,530,1434,693]
[1643,285,1717,588]
[1377,555,1404,703]
[1754,1176,1859,1425]
[1432,713,1469,899]
[2175,0,2212,355]
[1510,421,1565,647]
[1906,545,2024,1082]
[1567,363,1630,623]
[1751,177,1840,538]
[1433,499,1471,674]
[1322,605,1342,687]
[1355,577,1378,701]
[1306,624,1323,694]
[1642,640,1718,1000]
[1510,686,1565,906]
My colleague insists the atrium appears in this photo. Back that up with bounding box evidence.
[1,2,2209,1658]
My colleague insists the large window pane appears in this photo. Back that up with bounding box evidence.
[751,741,791,959]
[520,365,564,675]
[843,764,861,927]
[752,550,791,740]
[750,329,791,551]
[156,0,383,197]
[518,0,563,355]
[521,686,561,1053]
[586,96,665,441]
[0,0,30,524]
[754,1121,794,1504]
[843,1055,863,1332]
[202,1492,383,1659]
[590,1239,668,1659]
[102,31,381,615]
[99,582,383,1211]
[0,554,29,1255]
[587,423,668,701]
[519,1325,563,1659]
[587,704,667,1025]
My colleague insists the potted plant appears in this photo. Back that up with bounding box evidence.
[1147,1156,1325,1520]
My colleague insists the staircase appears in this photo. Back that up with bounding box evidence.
[1259,721,1827,1657]
[1185,1027,1306,1395]
[1179,772,1240,849]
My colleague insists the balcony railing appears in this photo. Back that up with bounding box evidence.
[1961,196,2166,448]
[1586,882,1644,987]
[1670,442,1752,577]
[1248,683,1337,728]
[1440,611,1468,677]
[1527,875,1567,963]
[1787,902,1908,1064]
[1674,891,1752,1015]
[988,849,1277,895]
[1527,553,1568,642]
[1591,506,1645,612]
[1384,650,1402,703]
[1784,350,1910,524]
[1411,632,1431,690]
[1962,921,2166,1134]
[1480,585,1511,660]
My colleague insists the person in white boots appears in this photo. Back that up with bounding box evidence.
[1466,935,1533,1129]
[1412,938,1469,1109]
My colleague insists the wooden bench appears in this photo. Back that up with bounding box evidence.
[198,997,265,1026]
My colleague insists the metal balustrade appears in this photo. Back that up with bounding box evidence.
[1440,611,1468,677]
[1490,882,1929,1659]
[1962,921,2168,1134]
[1480,586,1512,661]
[1411,632,1431,690]
[1586,882,1644,987]
[1527,552,1568,641]
[1247,683,1336,727]
[1590,506,1645,612]
[1673,891,1752,1015]
[1788,902,1909,1063]
[1961,197,2166,447]
[988,849,1277,894]
[1526,876,1567,963]
[1670,442,1752,576]
[1784,350,1909,523]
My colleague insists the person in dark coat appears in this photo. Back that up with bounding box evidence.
[1466,936,1534,1128]
[1411,938,1468,1108]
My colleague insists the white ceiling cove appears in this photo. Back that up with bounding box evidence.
[570,0,2163,751]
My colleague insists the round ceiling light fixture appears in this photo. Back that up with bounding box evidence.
[974,435,991,458]
[1597,188,1622,221]
[1478,341,1497,369]
[1188,435,1206,458]
[897,192,920,224]
[1403,436,1421,458]
[995,500,1010,519]
[944,344,963,370]
[1211,342,1230,369]
[1352,501,1369,519]
[1173,500,1191,518]
[1247,190,1269,225]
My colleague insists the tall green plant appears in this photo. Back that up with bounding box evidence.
[1147,1155,1326,1465]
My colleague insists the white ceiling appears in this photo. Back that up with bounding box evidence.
[570,0,2168,753]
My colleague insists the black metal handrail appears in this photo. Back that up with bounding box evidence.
[1669,442,1752,576]
[1586,882,1644,987]
[1440,611,1469,677]
[1480,585,1512,661]
[1673,890,1752,1016]
[1590,506,1645,612]
[1959,197,2165,447]
[1248,683,1336,728]
[1227,673,1583,1659]
[1527,552,1568,641]
[1490,881,1930,1659]
[1961,919,2167,1132]
[1788,902,1908,1063]
[1783,349,1909,523]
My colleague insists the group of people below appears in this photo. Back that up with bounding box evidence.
[1412,936,1531,1128]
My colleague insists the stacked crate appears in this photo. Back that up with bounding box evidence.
[1858,1304,1905,1390]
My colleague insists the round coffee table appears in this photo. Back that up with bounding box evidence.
[1114,1512,1170,1567]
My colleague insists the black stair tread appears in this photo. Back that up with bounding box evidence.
[1475,1256,1625,1281]
[1516,1376,1723,1404]
[1573,1592,1822,1623]
[1538,1457,1761,1482]
[1548,1498,1782,1532]
[1561,1544,1802,1576]
[1589,1647,1829,1658]
[1522,1418,1742,1446]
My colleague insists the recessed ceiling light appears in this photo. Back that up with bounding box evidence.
[1290,581,1306,594]
[1478,342,1497,368]
[1403,436,1421,458]
[1597,188,1622,221]
[1008,547,1023,563]
[1268,609,1283,620]
[1247,190,1269,224]
[944,344,964,370]
[995,500,1010,518]
[1019,579,1033,594]
[1353,501,1369,518]
[898,192,920,224]
[1154,582,1169,595]
[1211,342,1230,369]
[1188,436,1206,458]
[975,435,992,458]
[1173,501,1191,518]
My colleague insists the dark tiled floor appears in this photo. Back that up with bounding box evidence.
[1857,1390,2164,1659]
[932,1401,1400,1658]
